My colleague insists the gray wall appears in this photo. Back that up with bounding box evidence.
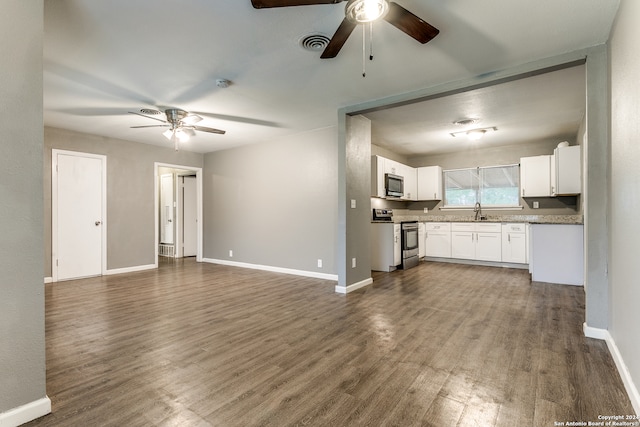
[203,126,338,275]
[609,0,640,406]
[44,127,203,275]
[0,0,47,414]
[345,116,373,287]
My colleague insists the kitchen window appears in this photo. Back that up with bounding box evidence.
[443,164,520,208]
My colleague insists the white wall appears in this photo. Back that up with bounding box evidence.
[0,0,49,423]
[608,0,640,412]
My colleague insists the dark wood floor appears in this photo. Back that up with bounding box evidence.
[26,259,634,426]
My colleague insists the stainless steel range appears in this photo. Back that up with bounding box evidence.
[400,221,419,269]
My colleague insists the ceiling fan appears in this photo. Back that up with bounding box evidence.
[251,0,439,59]
[129,108,225,150]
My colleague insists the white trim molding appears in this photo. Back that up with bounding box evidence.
[584,323,640,415]
[202,258,338,282]
[105,264,157,276]
[335,277,373,294]
[0,396,51,427]
[44,277,53,284]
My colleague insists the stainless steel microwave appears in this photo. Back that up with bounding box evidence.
[385,173,404,198]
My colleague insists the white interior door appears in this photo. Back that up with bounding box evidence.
[182,176,197,257]
[160,174,174,244]
[55,152,104,281]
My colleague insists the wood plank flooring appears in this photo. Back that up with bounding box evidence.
[25,259,635,426]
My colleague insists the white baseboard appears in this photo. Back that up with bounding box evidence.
[0,396,51,427]
[202,258,338,282]
[583,323,640,415]
[105,263,157,276]
[44,277,52,284]
[335,277,373,294]
[582,323,609,340]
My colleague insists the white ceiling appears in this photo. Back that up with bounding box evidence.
[364,64,586,156]
[43,0,619,154]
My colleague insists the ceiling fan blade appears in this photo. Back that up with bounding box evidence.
[252,0,343,8]
[193,125,226,135]
[130,125,170,129]
[191,111,283,128]
[128,110,167,123]
[321,18,357,59]
[384,2,439,44]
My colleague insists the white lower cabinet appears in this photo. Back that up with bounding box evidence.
[502,223,528,264]
[424,222,451,258]
[371,223,401,272]
[414,221,530,266]
[451,222,502,262]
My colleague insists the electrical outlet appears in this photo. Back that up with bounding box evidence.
[352,258,357,268]
[351,199,356,209]
[229,250,233,257]
[423,207,429,213]
[317,259,323,268]
[533,201,539,209]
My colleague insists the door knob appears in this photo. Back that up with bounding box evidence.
[95,221,101,226]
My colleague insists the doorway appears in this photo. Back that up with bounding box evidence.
[52,149,107,281]
[154,163,203,263]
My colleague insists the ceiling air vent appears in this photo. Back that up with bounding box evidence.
[299,34,331,52]
[140,108,162,115]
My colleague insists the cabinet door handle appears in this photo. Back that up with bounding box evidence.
[508,233,511,243]
[522,188,525,197]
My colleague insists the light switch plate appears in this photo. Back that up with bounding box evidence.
[351,199,356,209]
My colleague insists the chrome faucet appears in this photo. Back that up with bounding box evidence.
[474,202,482,221]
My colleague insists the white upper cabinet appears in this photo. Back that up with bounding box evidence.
[520,146,582,198]
[371,155,386,198]
[417,166,443,201]
[554,145,582,195]
[398,163,418,201]
[520,155,553,197]
[371,155,417,200]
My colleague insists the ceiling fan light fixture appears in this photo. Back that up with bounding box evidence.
[345,0,389,24]
[174,128,190,143]
[181,114,203,125]
[162,129,174,140]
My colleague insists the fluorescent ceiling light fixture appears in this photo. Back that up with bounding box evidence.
[345,0,389,23]
[450,126,498,140]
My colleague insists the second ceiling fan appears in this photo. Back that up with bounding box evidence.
[252,0,439,59]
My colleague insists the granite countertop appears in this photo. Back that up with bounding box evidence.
[373,214,583,225]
